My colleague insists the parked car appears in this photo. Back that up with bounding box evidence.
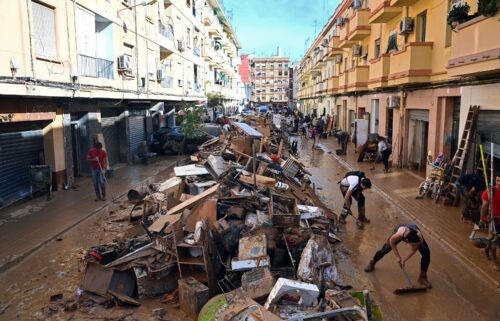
[151,124,219,155]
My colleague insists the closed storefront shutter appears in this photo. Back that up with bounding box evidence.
[128,116,146,160]
[101,117,120,166]
[477,111,500,157]
[0,127,44,207]
[408,109,429,122]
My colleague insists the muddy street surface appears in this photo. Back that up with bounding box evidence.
[295,136,500,321]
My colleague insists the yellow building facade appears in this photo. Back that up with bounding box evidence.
[250,57,291,106]
[0,0,242,207]
[298,0,500,173]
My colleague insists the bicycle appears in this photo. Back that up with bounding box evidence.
[416,159,447,202]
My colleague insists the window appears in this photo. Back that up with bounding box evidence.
[386,31,398,53]
[278,63,282,68]
[417,11,427,42]
[278,71,282,76]
[186,0,191,7]
[284,71,288,76]
[148,49,156,80]
[374,38,381,58]
[186,28,191,47]
[32,1,57,59]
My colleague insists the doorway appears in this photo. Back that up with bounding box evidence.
[371,99,379,135]
[407,110,429,172]
[387,108,394,144]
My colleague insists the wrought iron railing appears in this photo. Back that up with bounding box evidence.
[77,54,114,79]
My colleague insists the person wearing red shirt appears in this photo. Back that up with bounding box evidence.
[480,174,500,265]
[86,142,108,201]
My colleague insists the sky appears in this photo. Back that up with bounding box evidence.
[222,0,341,62]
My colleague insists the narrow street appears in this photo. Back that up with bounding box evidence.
[295,136,500,321]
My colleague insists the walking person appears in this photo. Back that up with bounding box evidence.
[364,223,432,288]
[310,125,318,149]
[377,135,392,172]
[337,131,350,155]
[456,173,486,222]
[87,142,108,201]
[338,171,372,224]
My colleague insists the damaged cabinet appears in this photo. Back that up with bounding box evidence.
[173,221,216,296]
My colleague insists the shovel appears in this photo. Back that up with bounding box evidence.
[393,266,427,295]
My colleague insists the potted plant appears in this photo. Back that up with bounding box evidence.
[478,0,499,17]
[447,3,470,30]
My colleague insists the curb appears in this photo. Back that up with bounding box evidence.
[322,144,500,289]
[0,157,188,275]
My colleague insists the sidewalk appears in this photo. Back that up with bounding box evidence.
[316,137,500,287]
[0,156,183,273]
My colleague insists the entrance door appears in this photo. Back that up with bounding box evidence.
[450,98,460,158]
[387,108,394,144]
[407,110,429,172]
[128,115,146,162]
[371,99,379,134]
[349,110,356,135]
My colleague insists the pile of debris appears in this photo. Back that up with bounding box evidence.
[78,116,383,321]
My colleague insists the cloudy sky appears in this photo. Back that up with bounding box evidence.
[222,0,341,62]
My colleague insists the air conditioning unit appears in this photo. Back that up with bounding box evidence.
[353,0,362,9]
[399,17,414,34]
[337,17,346,26]
[387,95,401,108]
[353,45,361,57]
[177,40,185,52]
[117,55,131,70]
[335,55,342,64]
[157,69,164,80]
[322,38,329,47]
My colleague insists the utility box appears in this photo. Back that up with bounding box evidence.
[178,277,209,320]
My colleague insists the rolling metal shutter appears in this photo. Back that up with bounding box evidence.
[101,116,120,166]
[128,116,146,160]
[477,111,500,158]
[0,129,44,207]
[408,109,429,122]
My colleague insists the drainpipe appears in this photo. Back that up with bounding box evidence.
[134,3,140,95]
[397,88,406,168]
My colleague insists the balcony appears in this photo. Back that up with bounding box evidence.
[347,9,371,41]
[388,42,433,86]
[347,65,369,91]
[77,54,114,79]
[390,0,419,7]
[339,23,356,48]
[158,21,175,52]
[327,36,343,60]
[369,0,402,24]
[338,72,349,93]
[160,76,174,89]
[327,76,339,94]
[447,14,500,77]
[368,54,390,89]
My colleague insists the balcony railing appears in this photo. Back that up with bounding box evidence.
[347,65,369,91]
[77,54,114,79]
[368,54,390,89]
[369,0,401,24]
[161,76,174,89]
[388,42,433,86]
[347,9,371,41]
[448,14,500,77]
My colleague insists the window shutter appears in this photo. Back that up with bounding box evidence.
[32,1,57,59]
[75,5,96,56]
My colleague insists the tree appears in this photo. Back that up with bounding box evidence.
[207,93,224,119]
[177,100,202,138]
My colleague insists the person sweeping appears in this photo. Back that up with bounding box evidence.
[364,223,432,288]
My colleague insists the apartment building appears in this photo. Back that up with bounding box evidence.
[239,54,253,107]
[298,0,500,173]
[0,0,242,207]
[250,57,291,108]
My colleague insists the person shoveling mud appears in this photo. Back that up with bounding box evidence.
[338,171,372,228]
[364,223,432,289]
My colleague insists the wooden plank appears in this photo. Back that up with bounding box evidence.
[149,184,219,232]
[240,174,276,187]
[277,139,284,159]
[234,122,263,137]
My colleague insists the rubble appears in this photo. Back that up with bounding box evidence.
[73,114,382,321]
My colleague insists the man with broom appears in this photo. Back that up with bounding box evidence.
[364,223,432,288]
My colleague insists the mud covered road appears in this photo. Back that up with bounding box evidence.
[297,137,500,321]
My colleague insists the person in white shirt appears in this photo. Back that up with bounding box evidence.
[377,135,392,173]
[339,172,372,224]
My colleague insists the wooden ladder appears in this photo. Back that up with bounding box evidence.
[446,105,480,205]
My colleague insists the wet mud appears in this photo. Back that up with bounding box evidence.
[296,137,500,321]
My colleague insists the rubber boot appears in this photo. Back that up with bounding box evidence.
[364,260,375,272]
[338,212,348,224]
[358,207,371,224]
[417,273,432,288]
